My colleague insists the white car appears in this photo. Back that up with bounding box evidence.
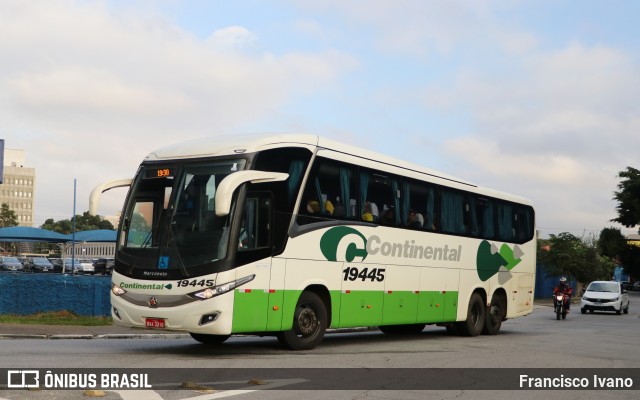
[62,258,95,274]
[580,281,629,315]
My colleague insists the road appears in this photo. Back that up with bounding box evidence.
[1,293,639,400]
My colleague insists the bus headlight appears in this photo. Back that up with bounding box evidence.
[111,283,127,296]
[189,274,255,300]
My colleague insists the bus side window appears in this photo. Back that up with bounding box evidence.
[362,171,399,226]
[497,202,514,242]
[238,195,272,251]
[297,158,356,225]
[440,190,465,234]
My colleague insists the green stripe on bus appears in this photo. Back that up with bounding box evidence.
[231,289,459,333]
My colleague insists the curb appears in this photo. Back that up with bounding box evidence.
[0,327,377,340]
[0,333,191,340]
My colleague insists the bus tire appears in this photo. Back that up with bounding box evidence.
[482,293,506,335]
[277,291,327,350]
[457,293,485,337]
[189,332,230,345]
[379,324,426,335]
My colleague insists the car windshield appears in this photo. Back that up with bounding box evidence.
[587,282,618,292]
[33,258,51,264]
[3,257,20,263]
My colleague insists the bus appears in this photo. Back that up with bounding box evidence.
[90,134,536,350]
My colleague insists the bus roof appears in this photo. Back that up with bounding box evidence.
[144,133,533,206]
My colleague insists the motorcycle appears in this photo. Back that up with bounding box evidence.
[553,293,570,320]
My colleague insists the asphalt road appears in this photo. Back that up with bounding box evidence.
[0,293,639,400]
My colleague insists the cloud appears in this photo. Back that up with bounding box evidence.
[428,42,640,236]
[0,1,357,223]
[206,26,257,50]
[294,0,538,57]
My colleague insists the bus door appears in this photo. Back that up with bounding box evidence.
[231,194,276,333]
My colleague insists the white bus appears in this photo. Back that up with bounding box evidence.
[91,134,536,350]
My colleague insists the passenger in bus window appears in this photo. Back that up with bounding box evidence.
[369,202,379,221]
[306,198,334,215]
[379,206,396,225]
[407,209,424,229]
[333,197,346,217]
[362,202,374,222]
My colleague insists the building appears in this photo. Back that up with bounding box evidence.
[627,234,640,247]
[1,148,36,227]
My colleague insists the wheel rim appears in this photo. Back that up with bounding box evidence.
[295,305,319,337]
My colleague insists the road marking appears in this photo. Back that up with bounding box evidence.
[112,390,164,400]
[112,378,307,400]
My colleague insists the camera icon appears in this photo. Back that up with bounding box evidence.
[7,370,40,388]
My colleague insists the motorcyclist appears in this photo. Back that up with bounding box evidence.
[553,276,573,311]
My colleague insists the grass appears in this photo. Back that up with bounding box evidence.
[0,310,112,326]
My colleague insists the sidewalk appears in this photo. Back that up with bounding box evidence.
[0,299,554,340]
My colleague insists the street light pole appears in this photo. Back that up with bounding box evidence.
[71,178,77,274]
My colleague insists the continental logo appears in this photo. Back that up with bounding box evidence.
[320,228,525,282]
[320,226,368,262]
[119,282,173,290]
[320,226,462,263]
[476,240,523,281]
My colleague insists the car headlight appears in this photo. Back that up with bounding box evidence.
[611,297,619,302]
[188,274,255,300]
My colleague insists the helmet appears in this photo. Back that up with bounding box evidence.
[559,276,567,283]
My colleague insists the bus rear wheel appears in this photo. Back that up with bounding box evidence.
[277,291,327,350]
[482,293,506,335]
[189,332,230,345]
[457,293,485,337]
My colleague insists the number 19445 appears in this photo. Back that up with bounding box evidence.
[342,267,385,282]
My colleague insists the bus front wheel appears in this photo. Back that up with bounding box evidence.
[277,291,327,350]
[457,293,485,337]
[189,332,230,345]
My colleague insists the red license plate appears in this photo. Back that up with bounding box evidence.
[145,318,166,329]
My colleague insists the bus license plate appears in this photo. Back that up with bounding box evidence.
[145,318,165,329]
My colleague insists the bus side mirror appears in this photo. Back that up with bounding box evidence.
[89,178,134,216]
[215,171,288,217]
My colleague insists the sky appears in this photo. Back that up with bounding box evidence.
[1,0,639,239]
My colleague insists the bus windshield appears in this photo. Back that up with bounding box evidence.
[117,159,246,278]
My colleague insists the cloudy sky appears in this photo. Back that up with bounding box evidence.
[2,0,639,238]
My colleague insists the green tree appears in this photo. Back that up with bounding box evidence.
[0,203,19,227]
[612,166,640,231]
[597,228,640,280]
[538,232,612,284]
[40,212,114,234]
[620,244,640,280]
[598,227,627,259]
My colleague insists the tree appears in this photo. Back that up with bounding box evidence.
[597,227,640,280]
[619,244,640,280]
[598,227,627,259]
[40,212,114,234]
[0,203,19,227]
[612,166,640,230]
[538,232,612,284]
